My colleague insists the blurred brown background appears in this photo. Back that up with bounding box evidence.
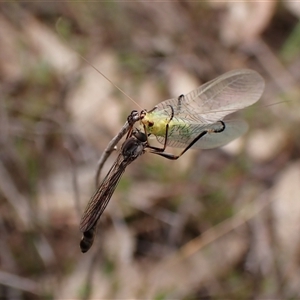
[1,1,300,299]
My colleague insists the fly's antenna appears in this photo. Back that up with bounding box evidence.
[262,99,292,108]
[76,53,142,109]
[56,18,142,110]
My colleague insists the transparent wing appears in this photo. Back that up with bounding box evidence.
[155,69,264,124]
[80,153,127,233]
[79,153,128,253]
[156,119,248,149]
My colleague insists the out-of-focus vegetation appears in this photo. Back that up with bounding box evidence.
[1,2,300,299]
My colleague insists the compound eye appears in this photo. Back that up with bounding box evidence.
[148,121,154,127]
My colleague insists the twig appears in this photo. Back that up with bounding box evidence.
[0,270,40,295]
[0,161,32,229]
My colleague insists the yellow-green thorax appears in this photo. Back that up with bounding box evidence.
[140,110,185,137]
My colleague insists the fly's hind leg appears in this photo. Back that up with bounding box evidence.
[150,121,226,160]
[176,94,184,112]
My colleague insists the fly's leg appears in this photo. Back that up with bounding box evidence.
[177,94,184,112]
[212,121,226,133]
[147,106,158,113]
[150,121,226,160]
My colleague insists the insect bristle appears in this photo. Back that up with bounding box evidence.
[56,17,142,110]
